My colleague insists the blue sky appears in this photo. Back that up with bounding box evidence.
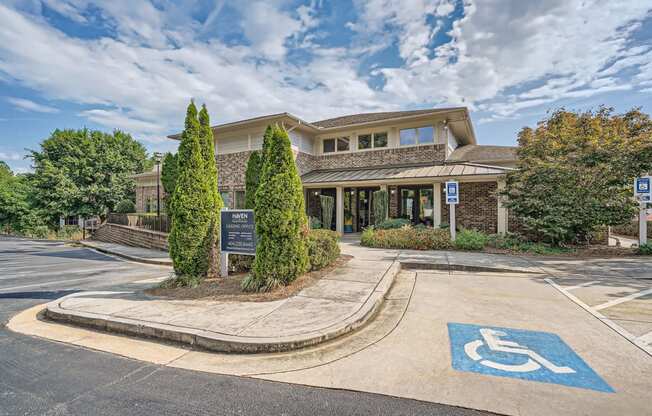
[1,0,651,173]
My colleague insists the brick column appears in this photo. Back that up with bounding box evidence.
[497,179,508,234]
[433,182,442,227]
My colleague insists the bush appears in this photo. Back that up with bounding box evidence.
[361,225,452,250]
[487,233,571,255]
[229,254,254,273]
[638,243,652,255]
[115,199,135,214]
[309,216,322,229]
[307,229,340,270]
[375,218,411,230]
[454,229,488,251]
[57,225,83,240]
[248,125,309,292]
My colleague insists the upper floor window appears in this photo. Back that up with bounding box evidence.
[323,137,350,153]
[358,132,388,150]
[400,126,434,146]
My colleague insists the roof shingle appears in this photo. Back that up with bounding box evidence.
[448,145,518,163]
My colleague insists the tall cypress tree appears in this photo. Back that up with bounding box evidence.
[244,124,308,291]
[198,104,223,277]
[168,101,212,279]
[244,151,263,210]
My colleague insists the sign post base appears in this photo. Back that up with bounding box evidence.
[220,252,229,278]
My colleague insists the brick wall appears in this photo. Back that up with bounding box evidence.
[92,223,168,251]
[217,150,254,188]
[310,144,445,170]
[440,181,498,234]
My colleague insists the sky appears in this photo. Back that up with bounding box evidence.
[0,0,651,174]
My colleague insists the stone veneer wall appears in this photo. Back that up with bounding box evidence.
[92,223,168,251]
[440,181,498,234]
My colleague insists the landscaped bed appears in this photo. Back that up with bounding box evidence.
[145,253,352,302]
[361,220,646,258]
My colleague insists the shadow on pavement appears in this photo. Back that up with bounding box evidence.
[0,290,80,300]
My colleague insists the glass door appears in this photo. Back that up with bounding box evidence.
[358,189,371,230]
[400,185,434,226]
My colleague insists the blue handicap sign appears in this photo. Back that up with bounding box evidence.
[447,323,613,393]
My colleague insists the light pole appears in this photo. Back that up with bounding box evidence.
[154,152,162,220]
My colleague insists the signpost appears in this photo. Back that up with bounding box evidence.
[634,177,651,246]
[445,181,459,241]
[220,209,256,277]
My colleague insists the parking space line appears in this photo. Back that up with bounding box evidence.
[545,278,652,357]
[564,280,599,291]
[593,288,652,311]
[635,331,652,347]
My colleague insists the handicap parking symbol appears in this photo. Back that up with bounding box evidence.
[447,323,613,393]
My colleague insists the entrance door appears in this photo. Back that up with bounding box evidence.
[358,188,372,230]
[399,185,434,226]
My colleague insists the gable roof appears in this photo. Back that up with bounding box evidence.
[448,145,518,163]
[310,108,464,128]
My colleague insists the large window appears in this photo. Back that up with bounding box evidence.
[323,137,350,153]
[220,191,232,208]
[358,132,388,150]
[400,126,434,146]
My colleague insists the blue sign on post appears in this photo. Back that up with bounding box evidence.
[220,209,256,255]
[445,181,459,204]
[635,177,651,202]
[447,323,613,393]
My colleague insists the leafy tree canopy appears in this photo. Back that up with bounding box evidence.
[244,151,263,210]
[161,152,179,196]
[503,107,652,244]
[28,128,149,222]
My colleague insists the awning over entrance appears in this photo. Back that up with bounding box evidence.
[301,162,511,185]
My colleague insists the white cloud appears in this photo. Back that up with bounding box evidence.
[0,151,22,161]
[0,0,650,147]
[6,97,59,113]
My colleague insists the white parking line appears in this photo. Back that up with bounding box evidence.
[545,278,652,357]
[563,280,599,291]
[0,265,133,280]
[636,331,652,347]
[0,276,107,292]
[593,288,652,311]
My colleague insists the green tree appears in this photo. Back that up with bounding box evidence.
[198,104,223,278]
[168,101,212,278]
[244,151,263,209]
[28,129,148,223]
[503,107,652,244]
[245,125,309,291]
[161,152,178,197]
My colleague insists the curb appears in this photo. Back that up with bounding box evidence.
[44,260,401,354]
[78,241,173,266]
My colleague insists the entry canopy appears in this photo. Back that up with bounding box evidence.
[301,162,511,185]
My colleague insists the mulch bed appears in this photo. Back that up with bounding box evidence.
[144,254,352,302]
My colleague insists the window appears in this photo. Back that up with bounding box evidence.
[337,137,349,151]
[373,132,388,148]
[323,137,350,153]
[323,138,335,153]
[235,191,246,209]
[358,134,371,150]
[400,126,434,146]
[220,191,232,208]
[357,132,388,150]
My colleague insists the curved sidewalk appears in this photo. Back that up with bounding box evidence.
[45,246,401,353]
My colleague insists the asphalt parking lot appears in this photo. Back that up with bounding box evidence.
[1,237,490,416]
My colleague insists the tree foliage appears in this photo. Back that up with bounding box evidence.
[161,152,178,196]
[503,108,652,244]
[245,125,309,291]
[28,128,149,222]
[198,104,223,278]
[168,101,222,280]
[244,151,263,210]
[169,102,213,277]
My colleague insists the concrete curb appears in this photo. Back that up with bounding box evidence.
[78,240,173,266]
[44,261,401,354]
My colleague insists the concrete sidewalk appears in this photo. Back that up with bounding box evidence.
[45,243,401,353]
[80,240,172,266]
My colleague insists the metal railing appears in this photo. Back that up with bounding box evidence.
[107,213,170,234]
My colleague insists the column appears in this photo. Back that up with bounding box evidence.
[336,186,344,234]
[497,179,508,234]
[433,183,442,227]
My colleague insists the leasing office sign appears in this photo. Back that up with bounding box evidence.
[220,210,256,255]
